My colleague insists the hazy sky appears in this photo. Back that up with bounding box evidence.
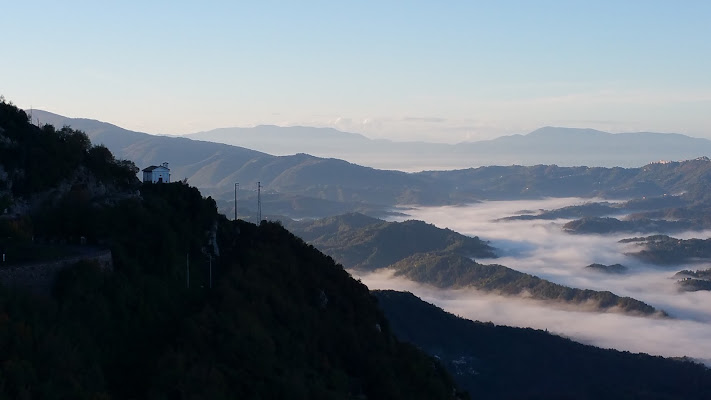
[2,1,710,142]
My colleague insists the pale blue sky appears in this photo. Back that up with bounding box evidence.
[2,1,710,141]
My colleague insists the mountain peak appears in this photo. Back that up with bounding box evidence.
[527,126,610,138]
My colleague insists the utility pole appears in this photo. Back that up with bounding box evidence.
[209,254,212,289]
[257,181,262,222]
[234,182,239,221]
[186,253,190,289]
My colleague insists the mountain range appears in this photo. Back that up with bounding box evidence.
[27,110,711,220]
[32,109,711,170]
[191,125,711,170]
[5,100,711,398]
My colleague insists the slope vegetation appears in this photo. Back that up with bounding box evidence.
[621,235,711,265]
[375,290,711,399]
[25,111,711,214]
[390,253,660,315]
[286,213,496,271]
[0,100,465,399]
[288,214,662,316]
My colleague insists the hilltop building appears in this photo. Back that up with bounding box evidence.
[142,162,171,183]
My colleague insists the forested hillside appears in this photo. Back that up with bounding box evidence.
[375,290,711,399]
[389,253,661,315]
[0,99,465,399]
[23,111,711,217]
[621,235,711,265]
[286,213,496,271]
[7,99,711,398]
[287,214,662,316]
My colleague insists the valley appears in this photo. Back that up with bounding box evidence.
[4,103,711,397]
[6,2,711,396]
[353,198,711,363]
[285,213,664,316]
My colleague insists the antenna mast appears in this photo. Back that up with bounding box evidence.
[234,182,239,221]
[257,181,262,222]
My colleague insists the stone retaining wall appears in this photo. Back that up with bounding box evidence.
[0,250,112,295]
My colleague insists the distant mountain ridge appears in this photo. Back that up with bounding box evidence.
[26,110,711,221]
[187,123,711,169]
[189,124,372,153]
[32,110,711,170]
[473,126,711,158]
[28,110,427,209]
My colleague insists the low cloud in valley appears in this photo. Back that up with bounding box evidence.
[356,198,711,364]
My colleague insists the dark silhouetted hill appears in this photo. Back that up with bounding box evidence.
[1,100,466,399]
[374,290,711,400]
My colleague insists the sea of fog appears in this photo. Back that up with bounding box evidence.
[354,198,711,364]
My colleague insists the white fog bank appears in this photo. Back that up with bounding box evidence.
[359,269,711,365]
[366,198,711,364]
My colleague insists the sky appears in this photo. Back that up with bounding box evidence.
[2,1,710,142]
